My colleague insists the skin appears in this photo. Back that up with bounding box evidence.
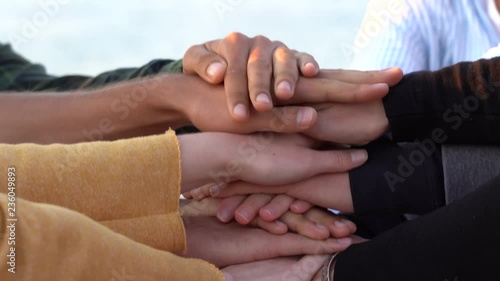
[181,216,354,268]
[177,132,367,193]
[0,32,399,144]
[182,195,356,240]
[184,32,320,118]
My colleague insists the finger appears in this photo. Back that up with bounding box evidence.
[180,198,221,217]
[295,51,319,77]
[296,255,329,280]
[317,67,403,86]
[189,186,208,201]
[217,32,252,121]
[183,42,227,84]
[290,199,314,214]
[280,211,330,240]
[288,77,389,104]
[187,183,214,201]
[235,194,274,225]
[272,233,353,257]
[244,106,318,133]
[248,217,288,235]
[304,209,357,238]
[247,36,274,112]
[308,149,368,175]
[273,46,299,100]
[216,195,247,223]
[259,194,295,222]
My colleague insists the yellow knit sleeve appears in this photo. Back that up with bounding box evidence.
[0,195,225,281]
[0,130,185,251]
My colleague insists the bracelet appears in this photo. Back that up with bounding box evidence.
[322,253,339,281]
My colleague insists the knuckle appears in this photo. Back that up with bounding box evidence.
[253,34,271,43]
[330,151,350,168]
[248,57,273,71]
[226,32,247,43]
[226,65,247,76]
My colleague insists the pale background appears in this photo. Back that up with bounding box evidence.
[0,0,370,76]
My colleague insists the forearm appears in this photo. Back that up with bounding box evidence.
[334,174,500,281]
[0,195,224,281]
[384,57,500,144]
[349,138,445,217]
[0,74,190,144]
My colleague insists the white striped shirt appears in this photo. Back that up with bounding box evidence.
[350,0,500,72]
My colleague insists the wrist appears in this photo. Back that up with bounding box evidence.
[178,132,240,193]
[151,74,193,129]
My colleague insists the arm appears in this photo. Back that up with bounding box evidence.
[0,131,185,251]
[0,195,224,281]
[333,173,500,281]
[384,57,500,144]
[0,43,182,92]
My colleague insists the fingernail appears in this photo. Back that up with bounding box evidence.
[277,81,292,93]
[207,62,224,78]
[260,208,274,218]
[371,83,389,90]
[256,93,271,104]
[350,149,368,164]
[334,220,347,228]
[233,103,248,119]
[236,210,250,224]
[305,62,316,70]
[217,208,233,223]
[380,67,399,73]
[316,223,327,230]
[296,107,315,129]
[209,185,220,197]
[337,237,352,245]
[275,220,286,228]
[341,218,352,225]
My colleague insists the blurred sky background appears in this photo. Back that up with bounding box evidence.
[0,0,370,76]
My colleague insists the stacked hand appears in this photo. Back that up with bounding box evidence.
[176,32,402,280]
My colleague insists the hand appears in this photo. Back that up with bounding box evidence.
[180,196,357,240]
[173,68,401,135]
[178,133,367,193]
[221,255,329,281]
[306,100,389,145]
[182,216,355,268]
[301,68,403,145]
[189,173,354,214]
[183,32,319,120]
[213,194,356,239]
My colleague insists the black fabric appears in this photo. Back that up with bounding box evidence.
[349,138,445,217]
[383,57,500,144]
[335,173,500,281]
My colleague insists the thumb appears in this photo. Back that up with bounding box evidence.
[183,43,227,84]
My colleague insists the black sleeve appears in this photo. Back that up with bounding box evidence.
[383,57,500,144]
[334,173,500,281]
[349,138,445,217]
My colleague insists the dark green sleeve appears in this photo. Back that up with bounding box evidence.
[0,43,183,92]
